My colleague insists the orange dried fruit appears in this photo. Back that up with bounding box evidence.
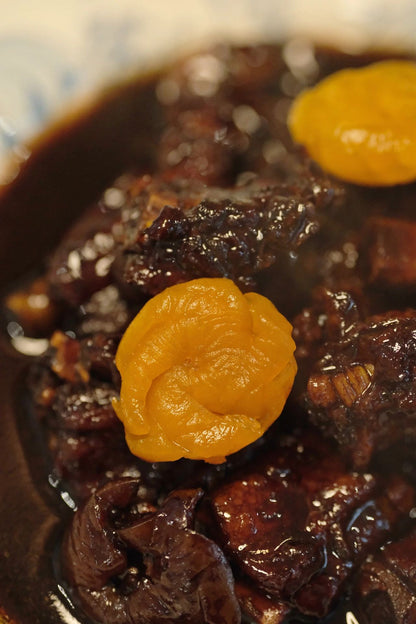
[288,60,416,186]
[113,278,297,463]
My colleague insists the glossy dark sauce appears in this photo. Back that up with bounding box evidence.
[1,44,414,624]
[0,72,163,624]
[0,71,163,289]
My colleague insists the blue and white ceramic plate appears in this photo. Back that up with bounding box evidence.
[0,0,415,181]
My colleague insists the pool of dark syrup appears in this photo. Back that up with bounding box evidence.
[0,69,164,624]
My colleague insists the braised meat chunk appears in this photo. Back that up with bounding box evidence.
[116,170,340,296]
[233,582,291,624]
[304,309,416,467]
[353,527,416,624]
[157,105,248,185]
[7,42,416,624]
[362,216,416,289]
[210,431,415,621]
[28,330,132,501]
[46,203,122,307]
[293,287,361,386]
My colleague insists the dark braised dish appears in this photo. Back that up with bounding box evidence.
[3,42,416,624]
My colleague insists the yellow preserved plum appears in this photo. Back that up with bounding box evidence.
[289,60,416,186]
[113,278,297,463]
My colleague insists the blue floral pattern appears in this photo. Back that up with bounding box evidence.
[0,0,414,178]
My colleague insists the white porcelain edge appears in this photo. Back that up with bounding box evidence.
[0,0,415,179]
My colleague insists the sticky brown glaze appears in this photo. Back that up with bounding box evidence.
[304,309,416,467]
[353,527,416,623]
[63,481,241,624]
[2,42,416,624]
[116,168,341,296]
[210,430,415,620]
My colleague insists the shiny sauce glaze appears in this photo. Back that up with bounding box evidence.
[1,42,416,624]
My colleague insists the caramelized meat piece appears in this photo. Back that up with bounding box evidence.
[306,309,416,467]
[353,527,416,624]
[293,287,360,385]
[47,203,119,307]
[48,330,119,385]
[63,481,241,624]
[156,45,295,185]
[29,330,131,501]
[52,383,120,431]
[49,331,89,383]
[50,383,134,500]
[75,284,133,337]
[157,92,296,187]
[210,431,415,620]
[234,581,290,624]
[213,472,324,597]
[29,331,117,412]
[158,106,247,185]
[118,173,338,295]
[159,45,287,107]
[363,215,416,288]
[52,429,131,502]
[78,332,120,383]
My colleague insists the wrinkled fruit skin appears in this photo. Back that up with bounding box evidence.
[113,278,297,463]
[289,60,416,186]
[63,479,241,624]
